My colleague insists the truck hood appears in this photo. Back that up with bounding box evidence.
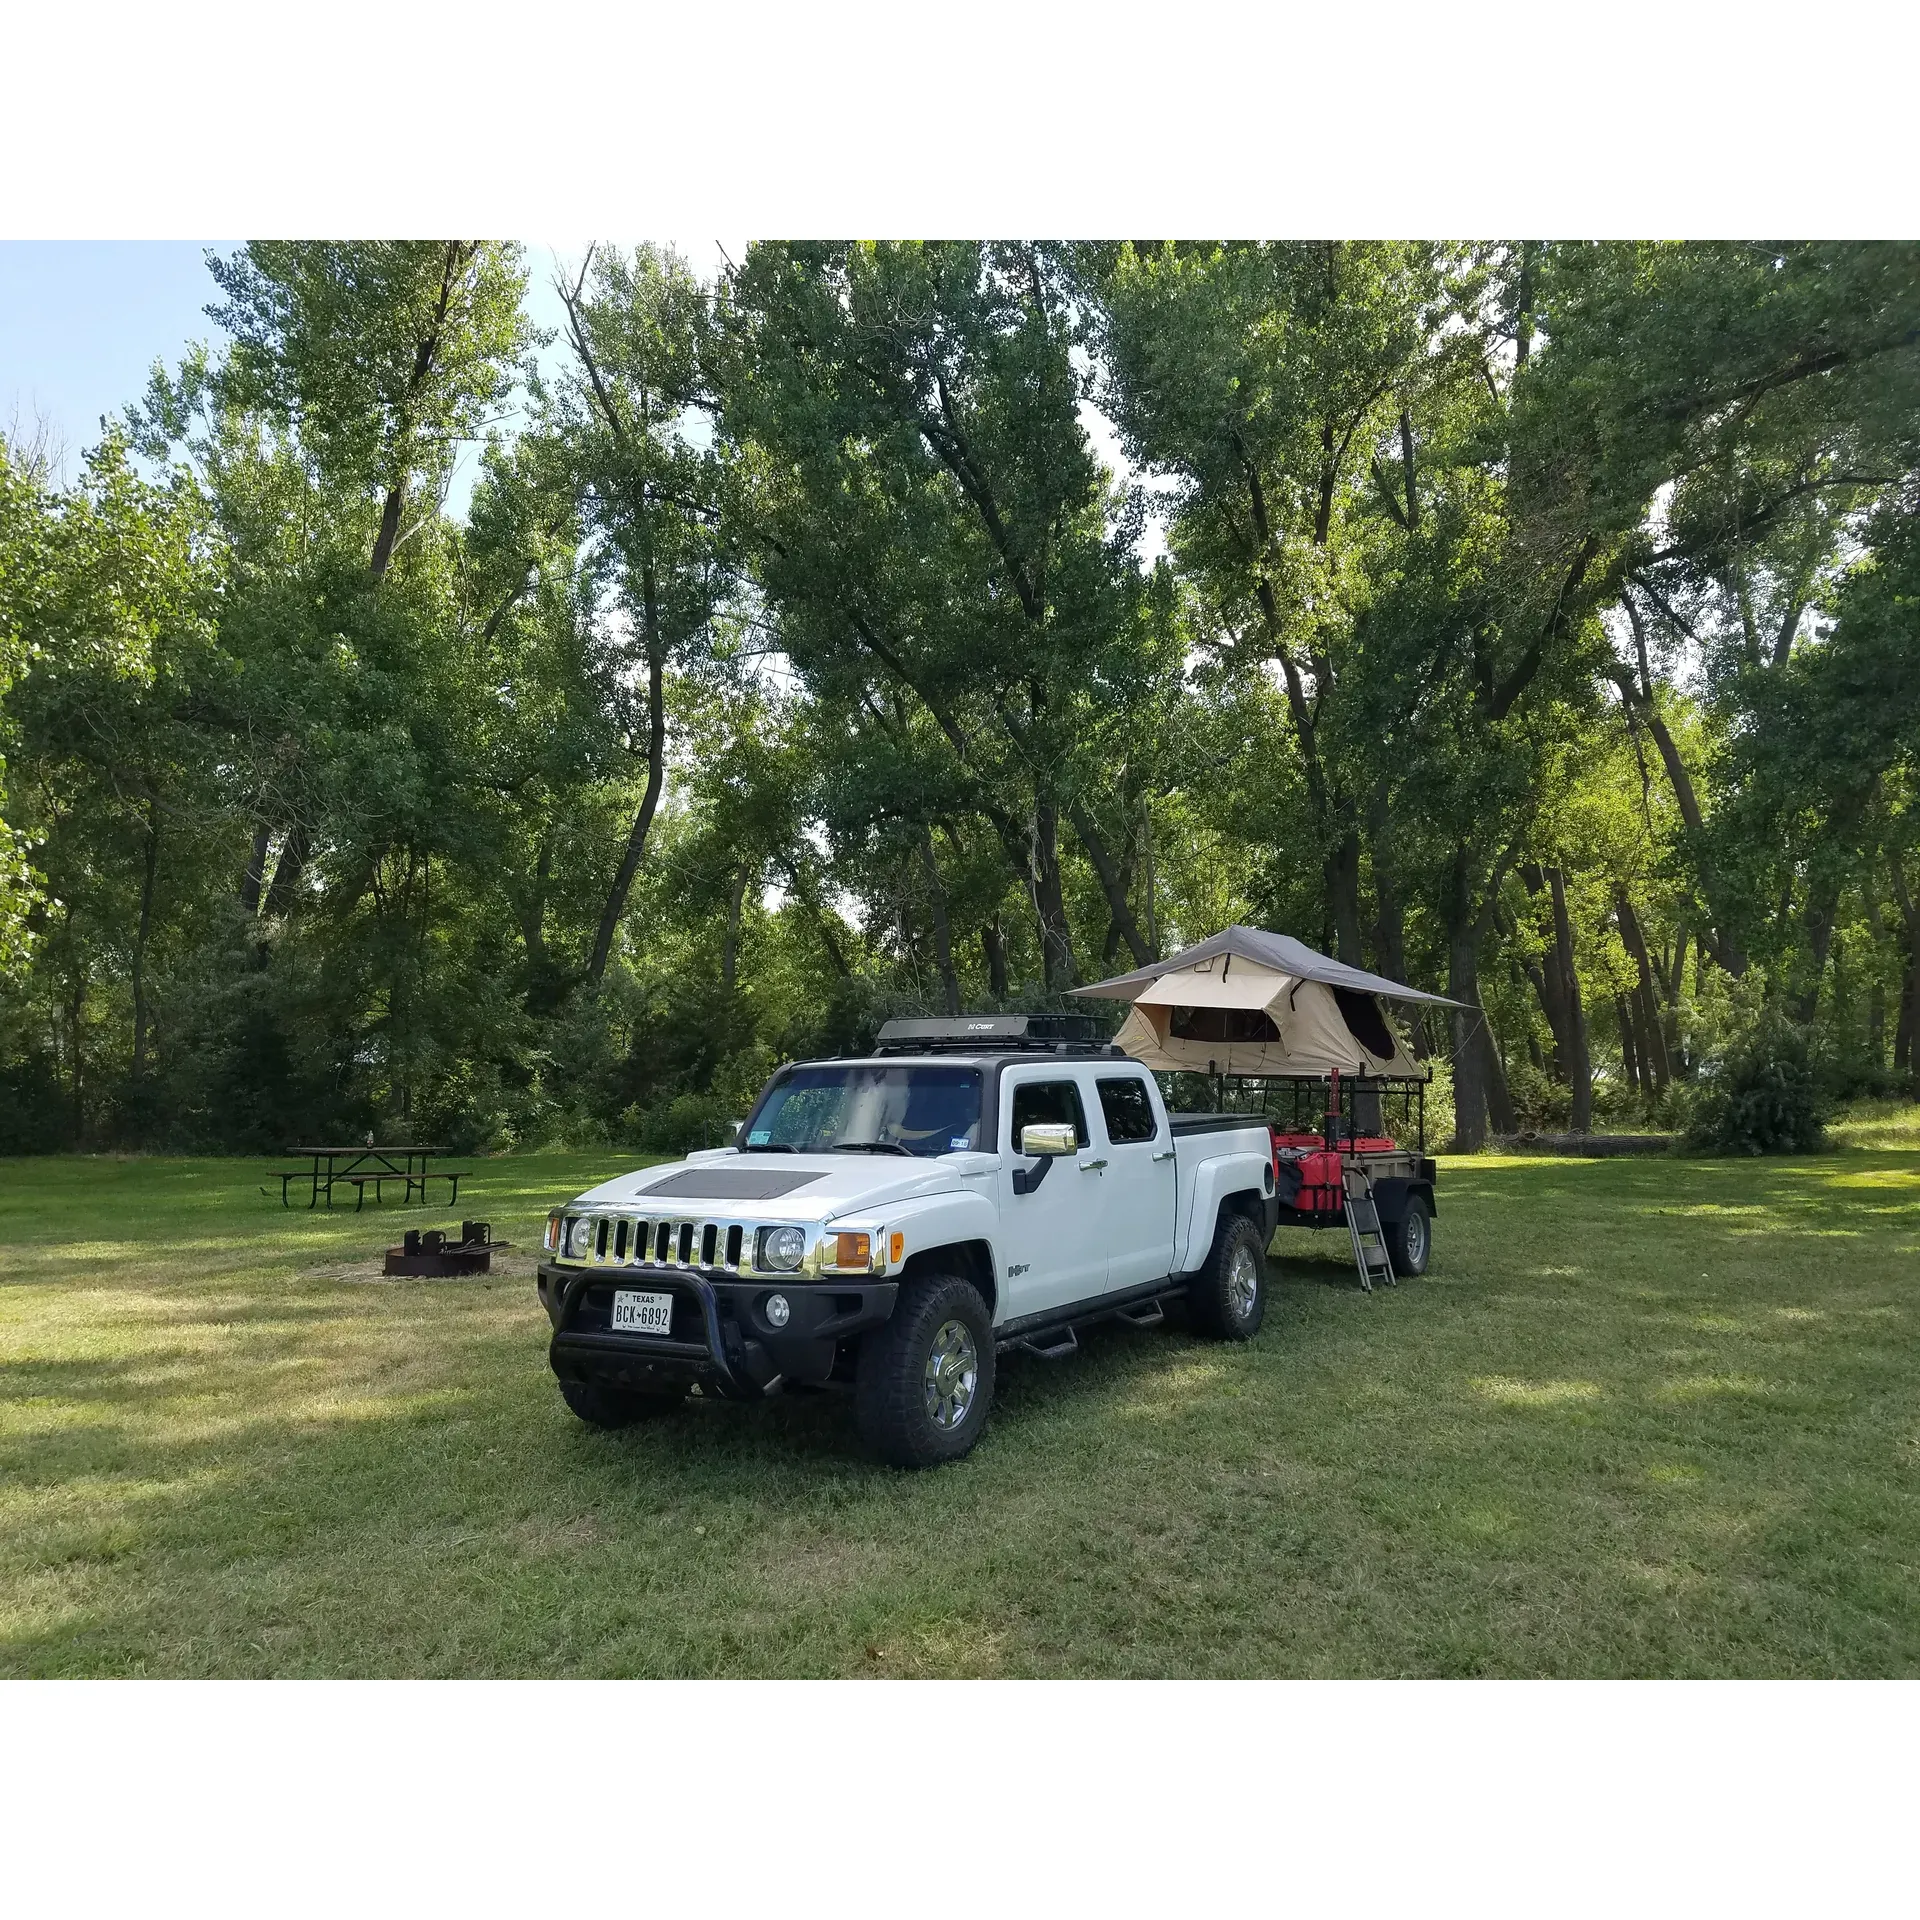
[567,1149,991,1223]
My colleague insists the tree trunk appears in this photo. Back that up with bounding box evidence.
[1448,908,1490,1152]
[1616,993,1645,1097]
[1790,869,1843,1025]
[719,866,749,994]
[64,904,85,1145]
[1520,866,1574,1070]
[516,837,565,1014]
[1029,799,1077,990]
[263,826,310,918]
[1327,828,1365,966]
[1065,798,1154,967]
[1548,867,1592,1129]
[983,917,1009,1000]
[586,619,667,988]
[239,821,272,918]
[367,243,467,583]
[1367,788,1406,983]
[1482,1012,1517,1135]
[1616,892,1672,1091]
[370,481,407,581]
[1445,842,1519,1149]
[790,866,850,979]
[131,801,159,1082]
[919,828,961,1016]
[1889,852,1918,1078]
[1610,611,1746,976]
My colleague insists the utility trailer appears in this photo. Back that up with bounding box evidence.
[1074,926,1457,1286]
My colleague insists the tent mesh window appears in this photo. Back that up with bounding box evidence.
[1168,1005,1282,1044]
[1331,987,1396,1060]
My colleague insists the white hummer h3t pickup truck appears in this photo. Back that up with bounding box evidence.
[536,1014,1280,1466]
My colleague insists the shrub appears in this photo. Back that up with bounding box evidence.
[624,1092,739,1156]
[1688,1012,1826,1155]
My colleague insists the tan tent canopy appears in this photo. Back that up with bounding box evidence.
[1073,926,1463,1080]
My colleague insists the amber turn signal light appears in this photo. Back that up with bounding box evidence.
[834,1232,871,1269]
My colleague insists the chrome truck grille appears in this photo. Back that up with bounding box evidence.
[569,1212,754,1273]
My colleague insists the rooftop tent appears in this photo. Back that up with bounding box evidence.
[1071,926,1463,1079]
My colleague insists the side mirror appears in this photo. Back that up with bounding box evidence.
[1019,1122,1078,1157]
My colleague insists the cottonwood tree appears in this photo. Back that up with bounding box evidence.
[1092,241,1452,966]
[718,240,1172,991]
[1525,242,1920,1003]
[544,243,731,988]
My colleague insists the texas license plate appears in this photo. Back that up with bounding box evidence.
[611,1290,673,1336]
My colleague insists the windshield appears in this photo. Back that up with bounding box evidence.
[742,1064,983,1158]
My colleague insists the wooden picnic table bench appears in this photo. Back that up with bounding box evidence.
[266,1146,459,1210]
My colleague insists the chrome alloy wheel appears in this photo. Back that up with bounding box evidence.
[923,1319,980,1430]
[1227,1243,1260,1322]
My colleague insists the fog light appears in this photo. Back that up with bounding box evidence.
[765,1293,791,1328]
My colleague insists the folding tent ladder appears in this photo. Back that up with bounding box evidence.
[1342,1164,1396,1293]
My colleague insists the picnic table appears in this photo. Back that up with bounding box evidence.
[271,1146,459,1211]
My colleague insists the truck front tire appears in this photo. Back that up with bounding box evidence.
[558,1379,686,1428]
[1188,1209,1268,1341]
[855,1274,996,1468]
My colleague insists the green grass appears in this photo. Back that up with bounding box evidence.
[3,1130,1918,1677]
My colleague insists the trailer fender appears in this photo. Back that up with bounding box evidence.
[1177,1151,1273,1273]
[1369,1177,1436,1224]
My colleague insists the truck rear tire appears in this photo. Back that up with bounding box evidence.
[1384,1193,1431,1276]
[558,1379,686,1428]
[1188,1209,1267,1341]
[855,1274,996,1468]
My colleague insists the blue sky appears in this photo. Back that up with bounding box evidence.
[0,242,230,479]
[0,240,738,516]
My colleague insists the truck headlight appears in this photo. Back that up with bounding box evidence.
[565,1215,595,1258]
[757,1225,806,1271]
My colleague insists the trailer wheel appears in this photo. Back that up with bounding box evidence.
[558,1379,686,1428]
[1384,1193,1431,1276]
[854,1274,996,1468]
[1188,1209,1267,1341]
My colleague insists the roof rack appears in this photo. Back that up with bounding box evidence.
[871,1013,1120,1055]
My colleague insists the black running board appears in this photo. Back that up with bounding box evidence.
[995,1276,1185,1358]
[1015,1326,1079,1361]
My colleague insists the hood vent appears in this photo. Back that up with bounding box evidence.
[637,1167,827,1203]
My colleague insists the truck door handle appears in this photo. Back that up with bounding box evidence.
[1151,1148,1175,1162]
[1080,1157,1108,1172]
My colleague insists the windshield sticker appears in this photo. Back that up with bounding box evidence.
[949,1136,971,1151]
[747,1129,771,1146]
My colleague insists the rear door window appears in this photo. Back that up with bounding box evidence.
[1096,1076,1159,1144]
[1009,1078,1089,1148]
[1098,1082,1152,1136]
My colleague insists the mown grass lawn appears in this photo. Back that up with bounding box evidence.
[2,1123,1917,1677]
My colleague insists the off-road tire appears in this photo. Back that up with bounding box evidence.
[1383,1193,1431,1277]
[855,1274,996,1469]
[558,1378,686,1428]
[1187,1208,1268,1341]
